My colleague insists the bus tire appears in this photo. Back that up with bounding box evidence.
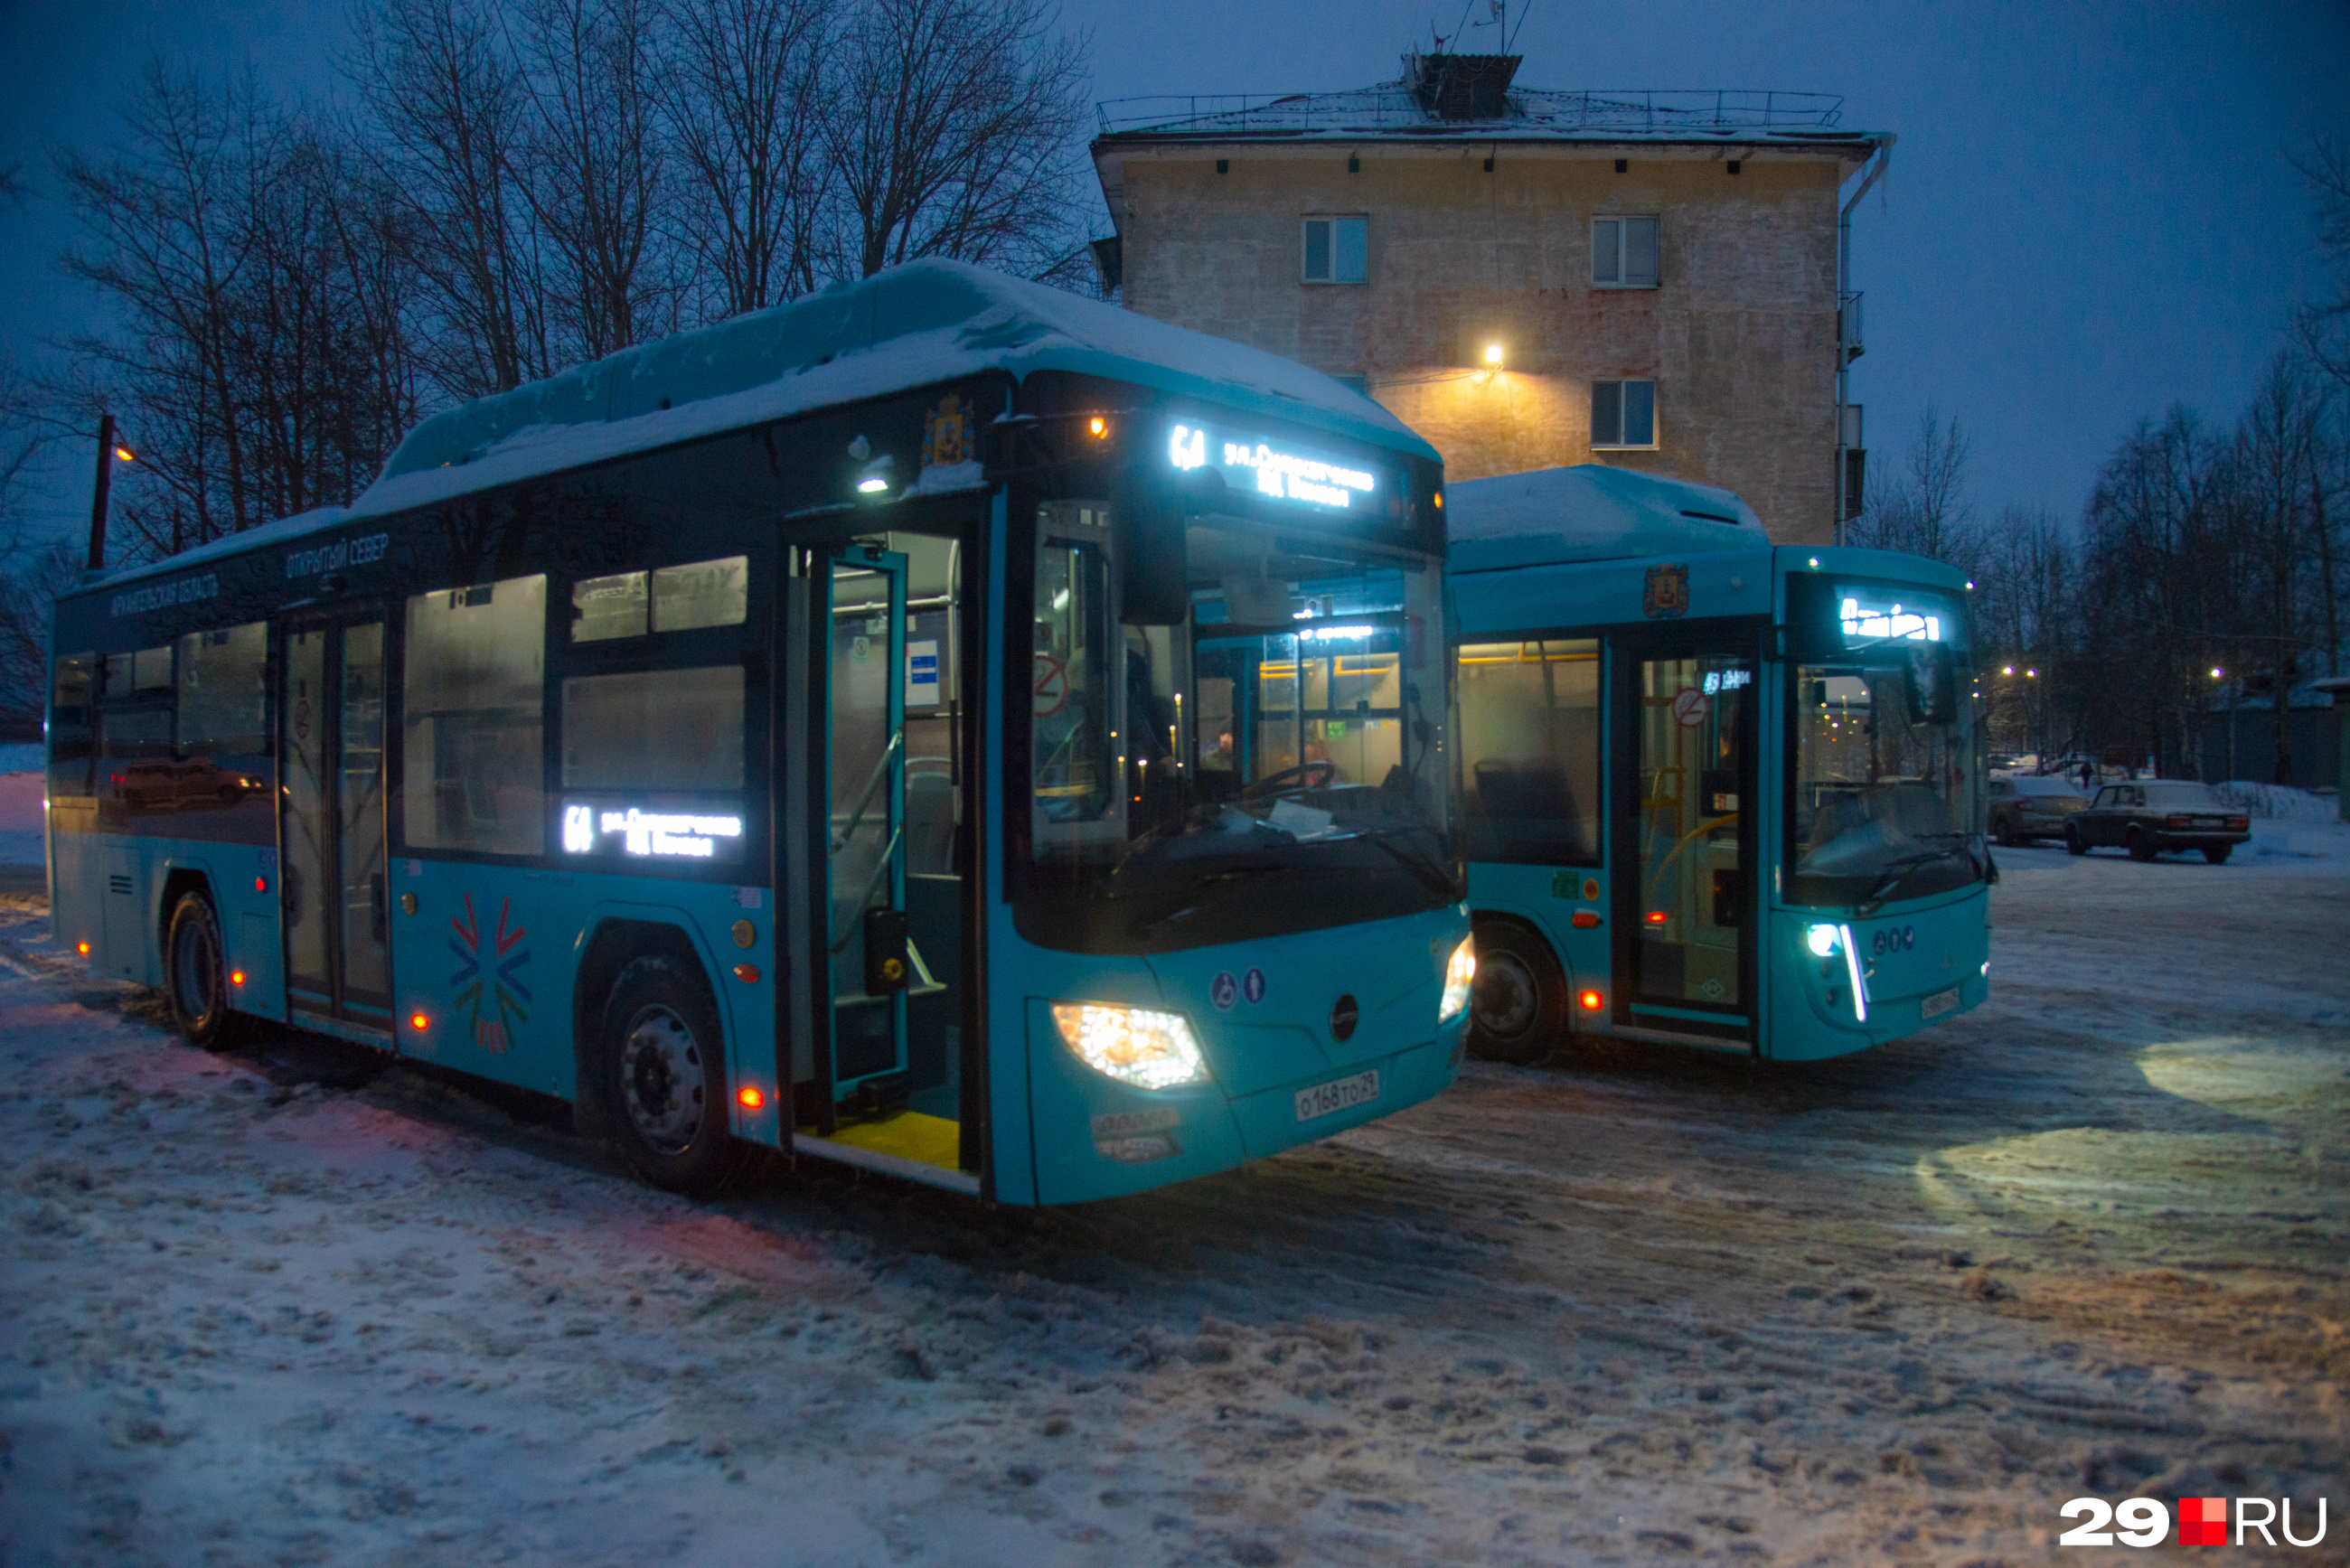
[1466,920,1563,1066]
[164,891,241,1050]
[597,953,743,1197]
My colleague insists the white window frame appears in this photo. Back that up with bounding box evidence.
[1591,214,1659,289]
[1590,380,1659,450]
[1301,214,1368,285]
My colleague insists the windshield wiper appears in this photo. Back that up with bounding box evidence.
[1121,860,1302,936]
[1356,826,1459,898]
[1854,846,1967,916]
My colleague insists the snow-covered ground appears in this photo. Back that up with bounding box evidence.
[2,828,2345,1566]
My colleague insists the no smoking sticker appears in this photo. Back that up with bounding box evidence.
[1032,653,1067,718]
[1672,687,1711,728]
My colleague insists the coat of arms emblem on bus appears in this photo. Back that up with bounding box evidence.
[1643,562,1690,619]
[922,391,974,469]
[448,894,531,1054]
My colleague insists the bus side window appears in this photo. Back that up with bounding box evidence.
[99,645,177,817]
[49,653,97,801]
[403,575,548,856]
[175,623,270,816]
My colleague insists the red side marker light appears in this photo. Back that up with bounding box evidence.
[733,963,760,983]
[409,1012,428,1031]
[230,971,246,986]
[1644,911,1668,925]
[737,1085,765,1110]
[1578,989,1604,1010]
[1570,910,1601,929]
[256,876,268,893]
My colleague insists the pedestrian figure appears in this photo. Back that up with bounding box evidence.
[2078,757,2094,792]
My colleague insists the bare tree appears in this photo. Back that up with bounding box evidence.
[1850,405,1982,576]
[510,0,678,358]
[2292,131,2350,390]
[822,0,1091,282]
[347,0,553,395]
[657,0,833,318]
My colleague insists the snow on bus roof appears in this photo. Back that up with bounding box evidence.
[92,258,1433,590]
[1444,464,1761,572]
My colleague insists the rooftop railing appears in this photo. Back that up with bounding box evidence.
[1097,87,1847,138]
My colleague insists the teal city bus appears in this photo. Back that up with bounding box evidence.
[45,260,1473,1202]
[1445,465,1988,1063]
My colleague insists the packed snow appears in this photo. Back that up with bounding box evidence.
[1,823,2345,1564]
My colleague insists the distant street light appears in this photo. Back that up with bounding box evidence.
[1483,343,1504,368]
[2211,666,2223,678]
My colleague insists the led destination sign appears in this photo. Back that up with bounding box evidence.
[563,803,744,859]
[1168,422,1377,511]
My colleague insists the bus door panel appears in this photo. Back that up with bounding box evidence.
[278,612,393,1035]
[822,547,910,1109]
[1614,636,1757,1039]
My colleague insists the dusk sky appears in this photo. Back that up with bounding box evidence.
[3,0,2345,546]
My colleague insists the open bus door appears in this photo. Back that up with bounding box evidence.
[818,544,915,1123]
[278,611,393,1038]
[1612,634,1759,1049]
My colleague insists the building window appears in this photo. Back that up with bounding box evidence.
[1592,380,1658,449]
[1302,215,1368,284]
[1592,215,1659,288]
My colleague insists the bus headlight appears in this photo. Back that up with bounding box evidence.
[1050,1003,1209,1091]
[1805,923,1842,957]
[1438,937,1476,1022]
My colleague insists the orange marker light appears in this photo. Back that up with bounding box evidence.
[1645,911,1668,925]
[733,963,760,983]
[409,1012,428,1030]
[77,941,90,955]
[1570,910,1601,929]
[737,1085,765,1110]
[1086,415,1109,438]
[1578,989,1604,1010]
[230,971,246,986]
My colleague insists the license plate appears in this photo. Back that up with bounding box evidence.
[1921,987,1960,1019]
[1295,1068,1380,1122]
[2192,816,2221,828]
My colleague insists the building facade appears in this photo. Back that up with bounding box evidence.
[1093,59,1890,545]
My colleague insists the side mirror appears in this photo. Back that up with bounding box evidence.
[1108,468,1208,626]
[1903,644,1958,725]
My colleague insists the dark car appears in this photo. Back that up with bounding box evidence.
[2065,780,2250,863]
[1988,774,2088,845]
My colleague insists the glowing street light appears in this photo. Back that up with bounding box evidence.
[1483,343,1504,369]
[2211,666,2224,679]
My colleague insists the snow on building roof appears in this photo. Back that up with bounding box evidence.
[92,259,1434,591]
[1444,464,1762,573]
[1096,75,1876,150]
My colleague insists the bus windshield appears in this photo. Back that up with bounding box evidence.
[1020,500,1455,953]
[1789,584,1984,907]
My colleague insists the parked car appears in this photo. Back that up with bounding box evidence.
[1988,774,2088,845]
[2064,781,2251,863]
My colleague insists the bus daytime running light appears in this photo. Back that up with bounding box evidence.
[1438,937,1476,1022]
[856,476,889,493]
[1049,1003,1208,1091]
[1805,923,1841,957]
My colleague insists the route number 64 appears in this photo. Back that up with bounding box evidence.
[2060,1498,2168,1547]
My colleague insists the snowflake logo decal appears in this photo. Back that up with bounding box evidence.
[448,893,531,1053]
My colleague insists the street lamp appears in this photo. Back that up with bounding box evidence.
[1483,343,1504,370]
[87,412,136,571]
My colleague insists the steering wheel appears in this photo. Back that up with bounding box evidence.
[1244,760,1335,799]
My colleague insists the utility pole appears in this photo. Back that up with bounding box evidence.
[87,412,116,572]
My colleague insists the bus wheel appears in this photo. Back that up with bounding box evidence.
[1466,922,1562,1066]
[165,892,240,1049]
[597,954,742,1197]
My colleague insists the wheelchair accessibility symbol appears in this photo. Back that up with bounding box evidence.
[1210,972,1238,1010]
